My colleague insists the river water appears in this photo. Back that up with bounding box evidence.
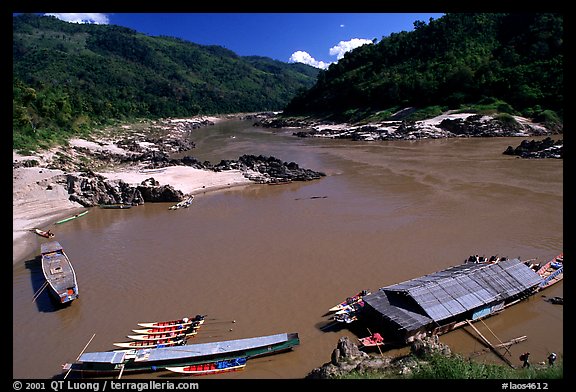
[12,119,563,379]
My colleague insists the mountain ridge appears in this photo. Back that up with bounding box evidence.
[12,13,320,151]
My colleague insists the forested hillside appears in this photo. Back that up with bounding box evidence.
[284,13,563,123]
[12,14,319,151]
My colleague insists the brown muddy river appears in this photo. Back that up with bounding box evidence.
[12,119,563,379]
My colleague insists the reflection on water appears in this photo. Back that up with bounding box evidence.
[13,120,562,378]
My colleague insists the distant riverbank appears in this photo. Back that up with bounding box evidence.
[255,109,560,141]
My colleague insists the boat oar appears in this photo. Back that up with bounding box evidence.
[64,333,96,379]
[206,319,236,324]
[32,281,49,302]
[117,364,125,380]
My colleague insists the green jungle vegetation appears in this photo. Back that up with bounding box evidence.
[12,13,320,153]
[284,13,563,126]
[13,13,563,155]
[339,352,563,380]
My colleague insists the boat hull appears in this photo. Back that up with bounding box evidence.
[536,253,563,290]
[63,332,299,377]
[137,315,205,329]
[113,339,186,349]
[328,290,370,313]
[41,241,79,305]
[55,210,89,224]
[127,331,197,341]
[131,323,201,335]
[33,228,54,238]
[165,358,247,376]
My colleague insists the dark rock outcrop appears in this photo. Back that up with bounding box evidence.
[503,137,563,159]
[306,335,451,379]
[212,154,326,184]
[50,172,183,207]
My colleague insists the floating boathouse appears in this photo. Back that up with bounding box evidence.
[361,258,543,343]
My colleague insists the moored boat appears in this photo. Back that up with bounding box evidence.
[99,204,132,209]
[55,210,89,224]
[33,228,54,238]
[137,314,205,329]
[358,332,385,348]
[332,301,365,323]
[127,330,197,341]
[132,321,202,335]
[113,336,187,349]
[169,196,194,210]
[165,357,247,376]
[40,241,79,305]
[62,332,300,377]
[328,290,370,313]
[536,252,563,290]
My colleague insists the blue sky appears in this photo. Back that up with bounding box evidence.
[41,13,445,69]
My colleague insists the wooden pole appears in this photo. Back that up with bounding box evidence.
[494,336,527,348]
[117,364,125,380]
[469,336,527,357]
[480,319,512,356]
[465,320,515,368]
[32,281,49,302]
[64,333,96,379]
[367,328,384,358]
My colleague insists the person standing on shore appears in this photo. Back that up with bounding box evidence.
[520,352,531,368]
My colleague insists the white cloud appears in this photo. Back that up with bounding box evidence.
[44,13,110,25]
[288,51,330,70]
[289,38,373,69]
[329,38,373,60]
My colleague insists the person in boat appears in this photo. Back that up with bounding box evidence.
[371,333,383,344]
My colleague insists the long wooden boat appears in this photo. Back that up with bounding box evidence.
[127,330,197,341]
[165,357,247,376]
[132,322,202,335]
[137,314,205,329]
[332,301,365,323]
[40,241,79,305]
[32,228,54,238]
[62,332,300,377]
[55,210,89,224]
[536,252,563,290]
[169,196,194,210]
[99,204,132,209]
[113,337,187,349]
[328,290,370,313]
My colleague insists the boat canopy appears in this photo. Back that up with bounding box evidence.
[78,333,293,364]
[145,333,291,362]
[80,351,127,364]
[41,241,64,254]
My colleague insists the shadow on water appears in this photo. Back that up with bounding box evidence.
[25,256,70,313]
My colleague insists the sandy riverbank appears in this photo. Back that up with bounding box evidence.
[12,117,255,265]
[13,162,253,264]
